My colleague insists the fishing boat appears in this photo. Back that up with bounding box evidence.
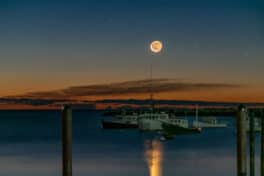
[138,111,201,140]
[138,112,188,131]
[137,113,200,132]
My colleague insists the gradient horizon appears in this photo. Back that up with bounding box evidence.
[1,0,264,107]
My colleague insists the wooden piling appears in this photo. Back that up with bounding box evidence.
[62,105,72,176]
[237,105,247,176]
[261,109,264,176]
[249,110,255,176]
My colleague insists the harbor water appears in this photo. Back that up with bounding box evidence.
[0,110,261,176]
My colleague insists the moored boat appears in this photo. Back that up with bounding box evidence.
[192,105,228,128]
[101,110,139,129]
[193,117,228,128]
[101,119,138,129]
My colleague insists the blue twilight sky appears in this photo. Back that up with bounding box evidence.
[0,0,264,100]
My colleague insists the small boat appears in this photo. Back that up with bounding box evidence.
[193,117,228,128]
[192,105,227,128]
[101,110,139,129]
[160,125,200,141]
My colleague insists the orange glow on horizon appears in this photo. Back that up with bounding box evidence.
[1,81,264,110]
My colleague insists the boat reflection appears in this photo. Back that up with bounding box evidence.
[144,140,163,176]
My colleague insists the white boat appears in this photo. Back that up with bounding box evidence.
[115,111,138,123]
[192,105,228,128]
[138,111,201,141]
[193,117,228,128]
[138,112,189,131]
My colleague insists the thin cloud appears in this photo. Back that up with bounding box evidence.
[18,78,241,99]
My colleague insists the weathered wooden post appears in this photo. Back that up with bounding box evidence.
[249,110,255,176]
[237,105,247,176]
[261,109,264,176]
[62,105,72,176]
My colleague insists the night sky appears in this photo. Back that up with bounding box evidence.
[1,0,264,103]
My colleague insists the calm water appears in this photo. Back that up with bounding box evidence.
[0,111,261,176]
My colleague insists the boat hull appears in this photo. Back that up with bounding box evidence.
[162,123,201,135]
[193,121,227,128]
[101,120,138,129]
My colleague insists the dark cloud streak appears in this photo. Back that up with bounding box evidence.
[20,79,241,98]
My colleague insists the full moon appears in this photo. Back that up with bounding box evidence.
[150,40,163,53]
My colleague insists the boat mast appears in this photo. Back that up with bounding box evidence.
[150,62,154,111]
[196,104,199,124]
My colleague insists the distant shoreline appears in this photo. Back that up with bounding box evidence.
[0,98,264,111]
